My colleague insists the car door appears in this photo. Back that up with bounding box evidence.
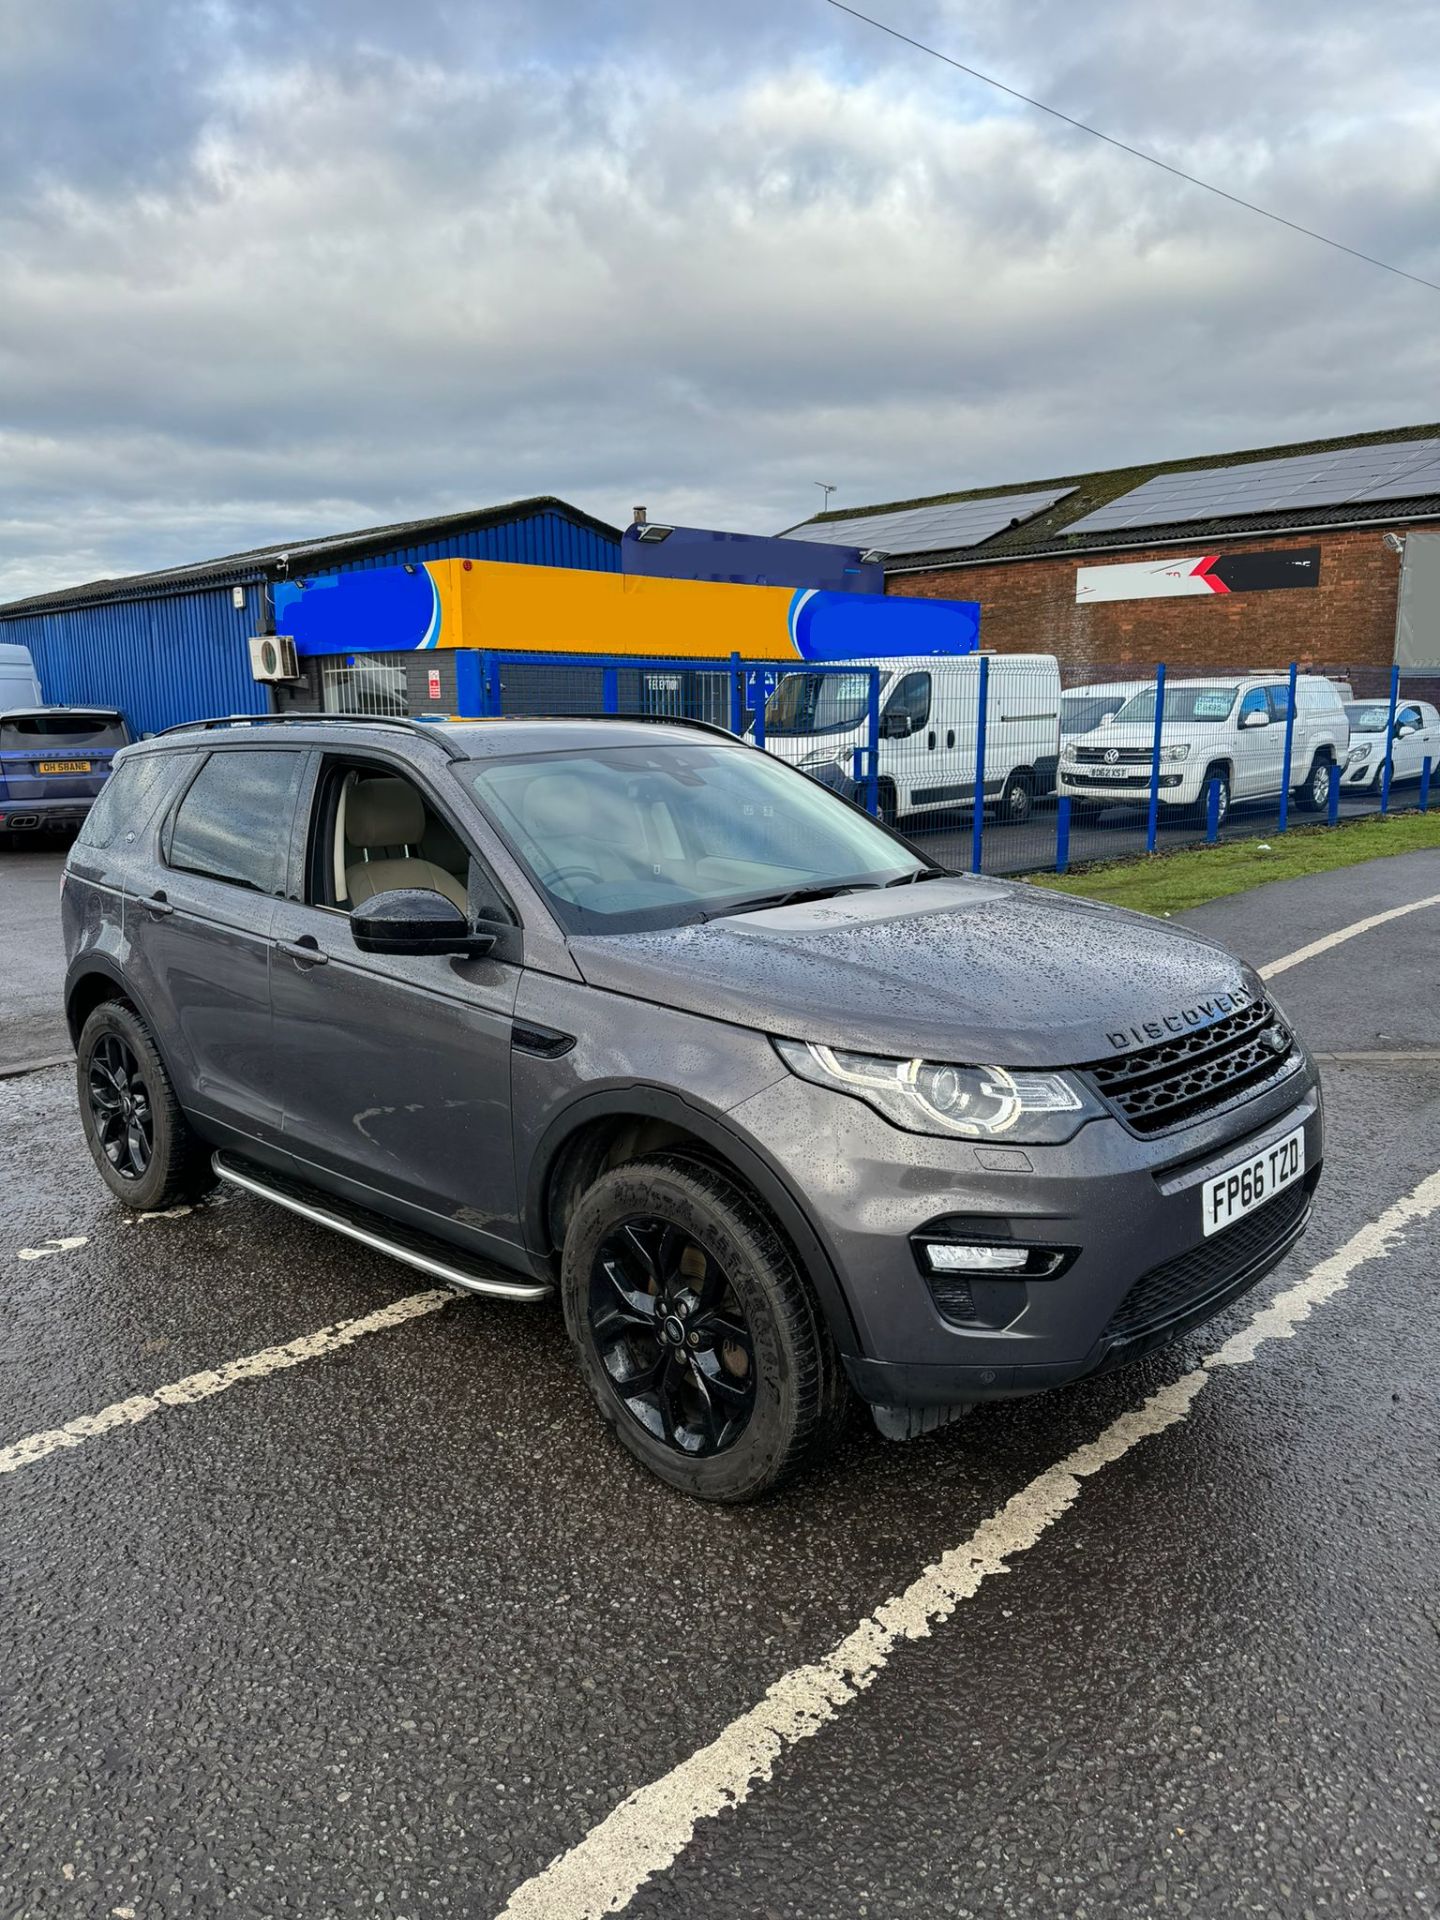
[880,671,934,811]
[129,745,307,1138]
[1234,686,1281,798]
[267,749,524,1259]
[1392,703,1427,781]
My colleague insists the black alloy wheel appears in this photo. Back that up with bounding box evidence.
[86,1033,154,1181]
[588,1216,757,1457]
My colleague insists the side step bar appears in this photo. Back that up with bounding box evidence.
[212,1152,552,1302]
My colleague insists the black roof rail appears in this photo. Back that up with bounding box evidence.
[153,712,469,759]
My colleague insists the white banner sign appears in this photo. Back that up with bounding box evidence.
[1076,557,1226,603]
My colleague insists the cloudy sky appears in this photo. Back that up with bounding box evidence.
[2,0,1438,599]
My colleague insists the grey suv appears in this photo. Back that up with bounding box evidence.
[62,714,1322,1501]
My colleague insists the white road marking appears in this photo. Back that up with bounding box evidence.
[16,1236,88,1262]
[491,1166,1440,1920]
[0,1288,451,1479]
[1258,890,1440,980]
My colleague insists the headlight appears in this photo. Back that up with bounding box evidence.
[1060,743,1078,763]
[1345,744,1373,767]
[773,1038,1099,1142]
[1160,744,1191,762]
[800,745,847,769]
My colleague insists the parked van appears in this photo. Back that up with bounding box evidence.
[1058,673,1350,827]
[757,653,1062,827]
[0,642,42,710]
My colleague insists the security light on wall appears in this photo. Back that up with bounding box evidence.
[635,523,674,542]
[859,549,888,565]
[1384,532,1405,555]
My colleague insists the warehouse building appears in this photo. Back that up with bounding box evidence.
[0,497,619,736]
[781,422,1440,687]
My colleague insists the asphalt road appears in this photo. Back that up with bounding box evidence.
[1,845,1438,1918]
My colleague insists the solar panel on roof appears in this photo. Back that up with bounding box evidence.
[1064,438,1440,535]
[782,486,1074,554]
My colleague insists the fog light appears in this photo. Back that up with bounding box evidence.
[925,1243,1030,1273]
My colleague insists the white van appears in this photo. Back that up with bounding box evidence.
[756,652,1062,827]
[0,642,42,710]
[1057,672,1350,827]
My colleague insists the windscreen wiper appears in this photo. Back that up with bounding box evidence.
[700,881,883,922]
[884,865,951,886]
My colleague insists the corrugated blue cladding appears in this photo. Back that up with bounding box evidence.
[3,586,268,736]
[334,511,620,575]
[2,509,618,734]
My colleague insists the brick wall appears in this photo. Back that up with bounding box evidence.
[888,526,1407,684]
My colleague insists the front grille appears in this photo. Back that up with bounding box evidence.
[1083,998,1297,1135]
[1074,744,1152,763]
[1103,1178,1311,1346]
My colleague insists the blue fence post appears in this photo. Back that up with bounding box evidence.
[1277,660,1298,833]
[865,667,881,818]
[729,652,743,736]
[1206,774,1221,844]
[1423,755,1433,813]
[971,654,990,874]
[1055,795,1071,874]
[1145,662,1166,855]
[1380,664,1400,815]
[753,668,766,750]
[1327,762,1341,826]
[601,666,619,715]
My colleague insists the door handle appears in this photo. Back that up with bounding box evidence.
[144,890,174,918]
[277,933,328,968]
[927,730,937,751]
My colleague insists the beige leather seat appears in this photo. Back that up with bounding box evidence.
[518,773,648,887]
[345,777,468,912]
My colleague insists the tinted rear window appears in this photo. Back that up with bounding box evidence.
[0,714,129,750]
[165,749,305,894]
[74,752,175,851]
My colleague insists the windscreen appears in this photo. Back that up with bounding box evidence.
[1061,693,1126,735]
[0,712,129,751]
[465,742,922,932]
[762,670,886,736]
[1344,703,1389,733]
[1113,685,1239,727]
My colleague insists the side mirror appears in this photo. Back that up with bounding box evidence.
[351,888,494,958]
[1098,711,1115,726]
[1242,709,1269,728]
[880,710,911,739]
[1396,721,1417,737]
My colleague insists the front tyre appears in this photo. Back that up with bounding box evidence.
[76,1000,215,1210]
[561,1156,845,1502]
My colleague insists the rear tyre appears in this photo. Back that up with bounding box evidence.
[998,772,1034,827]
[76,1000,215,1211]
[1295,752,1333,813]
[561,1155,846,1502]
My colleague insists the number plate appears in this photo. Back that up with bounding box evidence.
[1203,1124,1305,1237]
[37,759,90,774]
[1084,765,1135,779]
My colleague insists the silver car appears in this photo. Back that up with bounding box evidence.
[61,714,1322,1501]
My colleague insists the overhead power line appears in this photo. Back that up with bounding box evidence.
[824,0,1440,296]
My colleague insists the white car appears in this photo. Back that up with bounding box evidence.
[1057,673,1350,828]
[1341,699,1440,792]
[1060,681,1148,739]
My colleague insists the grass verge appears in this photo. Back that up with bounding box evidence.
[1028,809,1440,916]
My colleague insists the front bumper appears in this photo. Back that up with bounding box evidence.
[729,1053,1322,1409]
[1057,767,1196,806]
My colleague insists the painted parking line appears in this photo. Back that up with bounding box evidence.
[0,1288,451,1479]
[1258,890,1440,981]
[489,1165,1440,1920]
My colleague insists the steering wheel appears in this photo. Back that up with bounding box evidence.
[538,865,604,891]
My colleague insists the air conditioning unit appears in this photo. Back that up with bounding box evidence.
[248,634,300,682]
